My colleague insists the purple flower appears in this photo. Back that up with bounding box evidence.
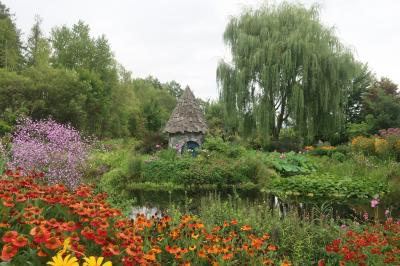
[363,212,369,221]
[340,224,347,230]
[385,209,390,217]
[371,198,379,208]
[8,118,91,190]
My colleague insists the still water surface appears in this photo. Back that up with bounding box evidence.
[130,188,400,221]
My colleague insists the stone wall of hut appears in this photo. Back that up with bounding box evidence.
[168,132,204,151]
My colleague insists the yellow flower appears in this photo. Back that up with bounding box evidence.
[47,254,79,266]
[58,237,71,256]
[83,256,112,266]
[374,138,389,155]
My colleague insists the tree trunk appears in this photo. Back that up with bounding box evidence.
[273,95,286,140]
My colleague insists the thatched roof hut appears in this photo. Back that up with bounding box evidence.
[164,86,208,152]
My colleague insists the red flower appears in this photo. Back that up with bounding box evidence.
[37,248,48,257]
[81,227,95,240]
[222,253,234,260]
[97,228,108,237]
[15,194,27,202]
[33,229,50,243]
[1,244,18,261]
[2,199,15,208]
[44,237,62,250]
[63,221,79,231]
[2,231,18,243]
[11,235,28,248]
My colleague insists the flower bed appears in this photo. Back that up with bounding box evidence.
[0,171,290,265]
[322,219,400,265]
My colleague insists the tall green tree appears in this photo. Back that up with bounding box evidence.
[362,78,400,131]
[0,69,31,125]
[0,1,23,70]
[204,101,226,136]
[346,63,373,124]
[164,80,183,99]
[26,15,51,67]
[22,67,88,128]
[51,21,118,137]
[217,2,357,144]
[132,76,177,134]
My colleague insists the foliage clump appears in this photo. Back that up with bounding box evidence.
[268,173,388,200]
[265,151,316,177]
[351,129,400,160]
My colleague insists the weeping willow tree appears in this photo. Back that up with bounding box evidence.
[217,2,357,144]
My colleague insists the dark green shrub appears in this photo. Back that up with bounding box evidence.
[203,136,228,153]
[268,139,302,153]
[225,145,245,158]
[203,136,246,158]
[335,144,350,155]
[331,152,346,162]
[136,132,168,154]
[142,159,188,183]
[157,148,177,161]
[141,156,252,187]
[99,169,136,214]
[127,154,143,180]
[0,120,12,136]
[235,154,278,185]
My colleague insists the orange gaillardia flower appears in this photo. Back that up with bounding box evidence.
[144,251,156,262]
[33,229,51,243]
[2,199,15,208]
[45,237,62,250]
[267,244,278,252]
[280,260,292,266]
[1,244,18,261]
[169,229,180,240]
[0,222,10,228]
[2,231,18,243]
[198,250,207,258]
[12,235,28,248]
[240,225,252,231]
[222,253,234,260]
[263,258,274,265]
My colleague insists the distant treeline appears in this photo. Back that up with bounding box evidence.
[0,2,193,139]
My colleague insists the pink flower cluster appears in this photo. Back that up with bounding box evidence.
[0,141,7,167]
[8,118,90,189]
[378,128,400,138]
[0,142,6,157]
[371,198,380,208]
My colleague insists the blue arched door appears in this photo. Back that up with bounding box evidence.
[182,141,200,156]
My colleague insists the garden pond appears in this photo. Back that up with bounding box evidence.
[129,187,400,221]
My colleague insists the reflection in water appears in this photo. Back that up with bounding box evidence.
[130,206,162,220]
[129,188,400,221]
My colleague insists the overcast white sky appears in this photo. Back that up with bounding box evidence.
[3,0,400,100]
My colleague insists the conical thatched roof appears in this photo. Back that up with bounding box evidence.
[164,87,208,134]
